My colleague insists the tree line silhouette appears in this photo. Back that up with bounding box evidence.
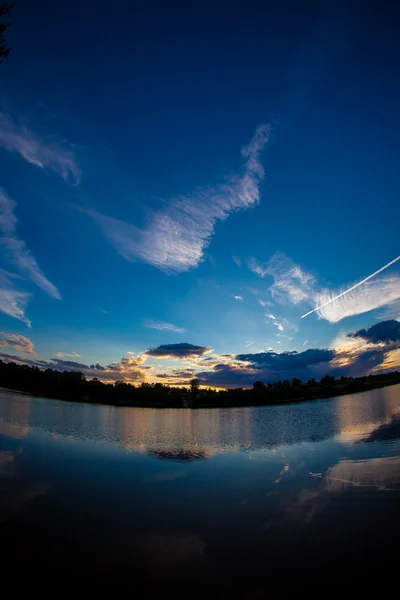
[0,359,399,408]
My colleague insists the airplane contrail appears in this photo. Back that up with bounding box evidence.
[301,255,400,319]
[245,341,255,347]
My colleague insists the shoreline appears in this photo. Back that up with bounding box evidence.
[0,378,398,410]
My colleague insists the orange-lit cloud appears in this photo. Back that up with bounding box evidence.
[1,319,399,388]
[371,348,400,372]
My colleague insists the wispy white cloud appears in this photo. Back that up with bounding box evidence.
[56,351,80,358]
[277,333,294,341]
[248,258,268,278]
[264,312,298,333]
[230,294,243,301]
[0,270,31,326]
[249,252,315,305]
[302,340,308,347]
[0,289,31,326]
[0,331,36,355]
[2,236,61,299]
[302,255,400,321]
[144,320,186,333]
[258,299,273,307]
[252,251,400,324]
[379,300,400,322]
[84,124,269,273]
[269,254,315,304]
[265,313,284,331]
[0,113,80,185]
[312,276,400,324]
[232,256,242,268]
[0,189,61,300]
[246,287,273,303]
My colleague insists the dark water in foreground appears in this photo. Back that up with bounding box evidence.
[1,386,399,592]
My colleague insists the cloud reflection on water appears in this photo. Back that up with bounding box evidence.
[0,386,399,458]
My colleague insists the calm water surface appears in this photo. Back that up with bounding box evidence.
[1,386,399,592]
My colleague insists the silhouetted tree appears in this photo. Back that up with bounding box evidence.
[253,380,266,390]
[0,3,14,63]
[0,359,398,409]
[190,378,199,397]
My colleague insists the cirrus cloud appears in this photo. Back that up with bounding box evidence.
[144,320,186,333]
[249,252,315,305]
[313,276,400,324]
[0,270,31,327]
[250,251,400,324]
[0,189,61,301]
[83,124,269,273]
[0,112,80,185]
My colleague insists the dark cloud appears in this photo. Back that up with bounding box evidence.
[197,364,259,388]
[348,320,400,344]
[48,359,147,382]
[0,351,32,363]
[236,349,334,370]
[0,352,47,367]
[1,319,398,390]
[145,343,210,358]
[361,415,400,444]
[105,363,120,371]
[196,348,336,388]
[156,370,195,380]
[50,358,90,369]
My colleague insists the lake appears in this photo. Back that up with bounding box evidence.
[1,385,399,593]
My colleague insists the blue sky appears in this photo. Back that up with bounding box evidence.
[0,0,399,387]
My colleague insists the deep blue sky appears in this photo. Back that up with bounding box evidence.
[0,0,399,387]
